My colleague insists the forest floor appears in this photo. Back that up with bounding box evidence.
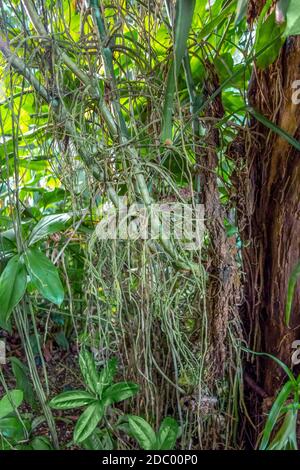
[1,329,82,448]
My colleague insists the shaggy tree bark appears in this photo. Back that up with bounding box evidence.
[238,33,300,425]
[202,67,240,376]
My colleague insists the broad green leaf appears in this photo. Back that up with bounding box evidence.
[79,350,99,396]
[74,402,104,443]
[128,416,157,450]
[285,261,300,326]
[197,1,236,41]
[49,391,96,409]
[276,0,289,26]
[235,0,248,25]
[259,381,293,450]
[0,255,27,328]
[97,357,118,397]
[0,231,16,255]
[10,357,35,407]
[25,247,64,306]
[214,52,234,84]
[157,417,179,450]
[0,416,25,440]
[192,0,206,28]
[28,213,71,246]
[285,0,300,36]
[102,382,139,405]
[31,436,53,450]
[82,429,114,451]
[255,12,285,69]
[0,390,23,419]
[81,430,104,450]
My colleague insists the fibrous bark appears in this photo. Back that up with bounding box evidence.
[239,35,300,416]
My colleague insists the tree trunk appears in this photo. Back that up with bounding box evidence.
[239,35,300,419]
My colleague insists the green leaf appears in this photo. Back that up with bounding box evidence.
[242,346,297,386]
[28,213,71,246]
[248,107,300,151]
[102,382,139,405]
[0,232,16,258]
[31,436,53,450]
[54,331,69,351]
[259,381,293,450]
[235,0,248,25]
[81,430,104,450]
[255,12,285,69]
[81,429,114,450]
[0,390,23,419]
[157,417,179,450]
[24,247,64,306]
[128,416,157,450]
[10,357,35,407]
[276,0,289,26]
[79,350,99,396]
[49,391,96,410]
[267,410,298,450]
[196,1,236,41]
[285,261,300,326]
[0,416,26,441]
[0,255,27,328]
[97,357,118,397]
[74,402,104,443]
[161,0,196,143]
[285,0,300,36]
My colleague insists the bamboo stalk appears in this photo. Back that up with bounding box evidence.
[0,35,120,207]
[0,37,50,103]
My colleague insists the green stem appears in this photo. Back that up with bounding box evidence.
[161,0,196,143]
[21,0,118,137]
[89,1,194,269]
[90,0,127,135]
[1,10,196,271]
[0,37,50,103]
[14,305,59,449]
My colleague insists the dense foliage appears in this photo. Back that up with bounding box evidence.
[0,0,300,450]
